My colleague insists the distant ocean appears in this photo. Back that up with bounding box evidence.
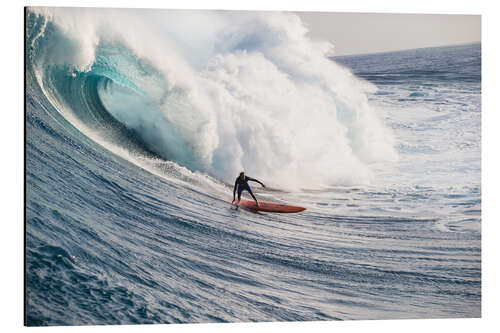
[26,8,480,326]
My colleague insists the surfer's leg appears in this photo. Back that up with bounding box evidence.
[246,186,259,206]
[237,186,243,205]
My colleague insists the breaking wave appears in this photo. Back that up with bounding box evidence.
[26,7,397,189]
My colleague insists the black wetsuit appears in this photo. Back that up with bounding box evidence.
[233,175,264,202]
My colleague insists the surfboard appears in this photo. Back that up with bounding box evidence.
[231,199,306,213]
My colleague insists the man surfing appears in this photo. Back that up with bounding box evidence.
[232,171,266,208]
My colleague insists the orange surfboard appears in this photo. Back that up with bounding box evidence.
[232,199,306,213]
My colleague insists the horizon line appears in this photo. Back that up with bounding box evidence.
[331,41,481,58]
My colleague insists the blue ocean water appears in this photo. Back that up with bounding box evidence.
[25,8,481,326]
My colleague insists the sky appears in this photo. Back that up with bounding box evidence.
[296,12,481,56]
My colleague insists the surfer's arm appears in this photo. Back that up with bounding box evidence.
[232,180,238,201]
[248,177,266,188]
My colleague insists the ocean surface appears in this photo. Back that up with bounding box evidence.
[25,8,481,326]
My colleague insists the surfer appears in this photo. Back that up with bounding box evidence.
[232,172,266,208]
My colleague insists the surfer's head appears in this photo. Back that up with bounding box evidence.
[240,171,245,178]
